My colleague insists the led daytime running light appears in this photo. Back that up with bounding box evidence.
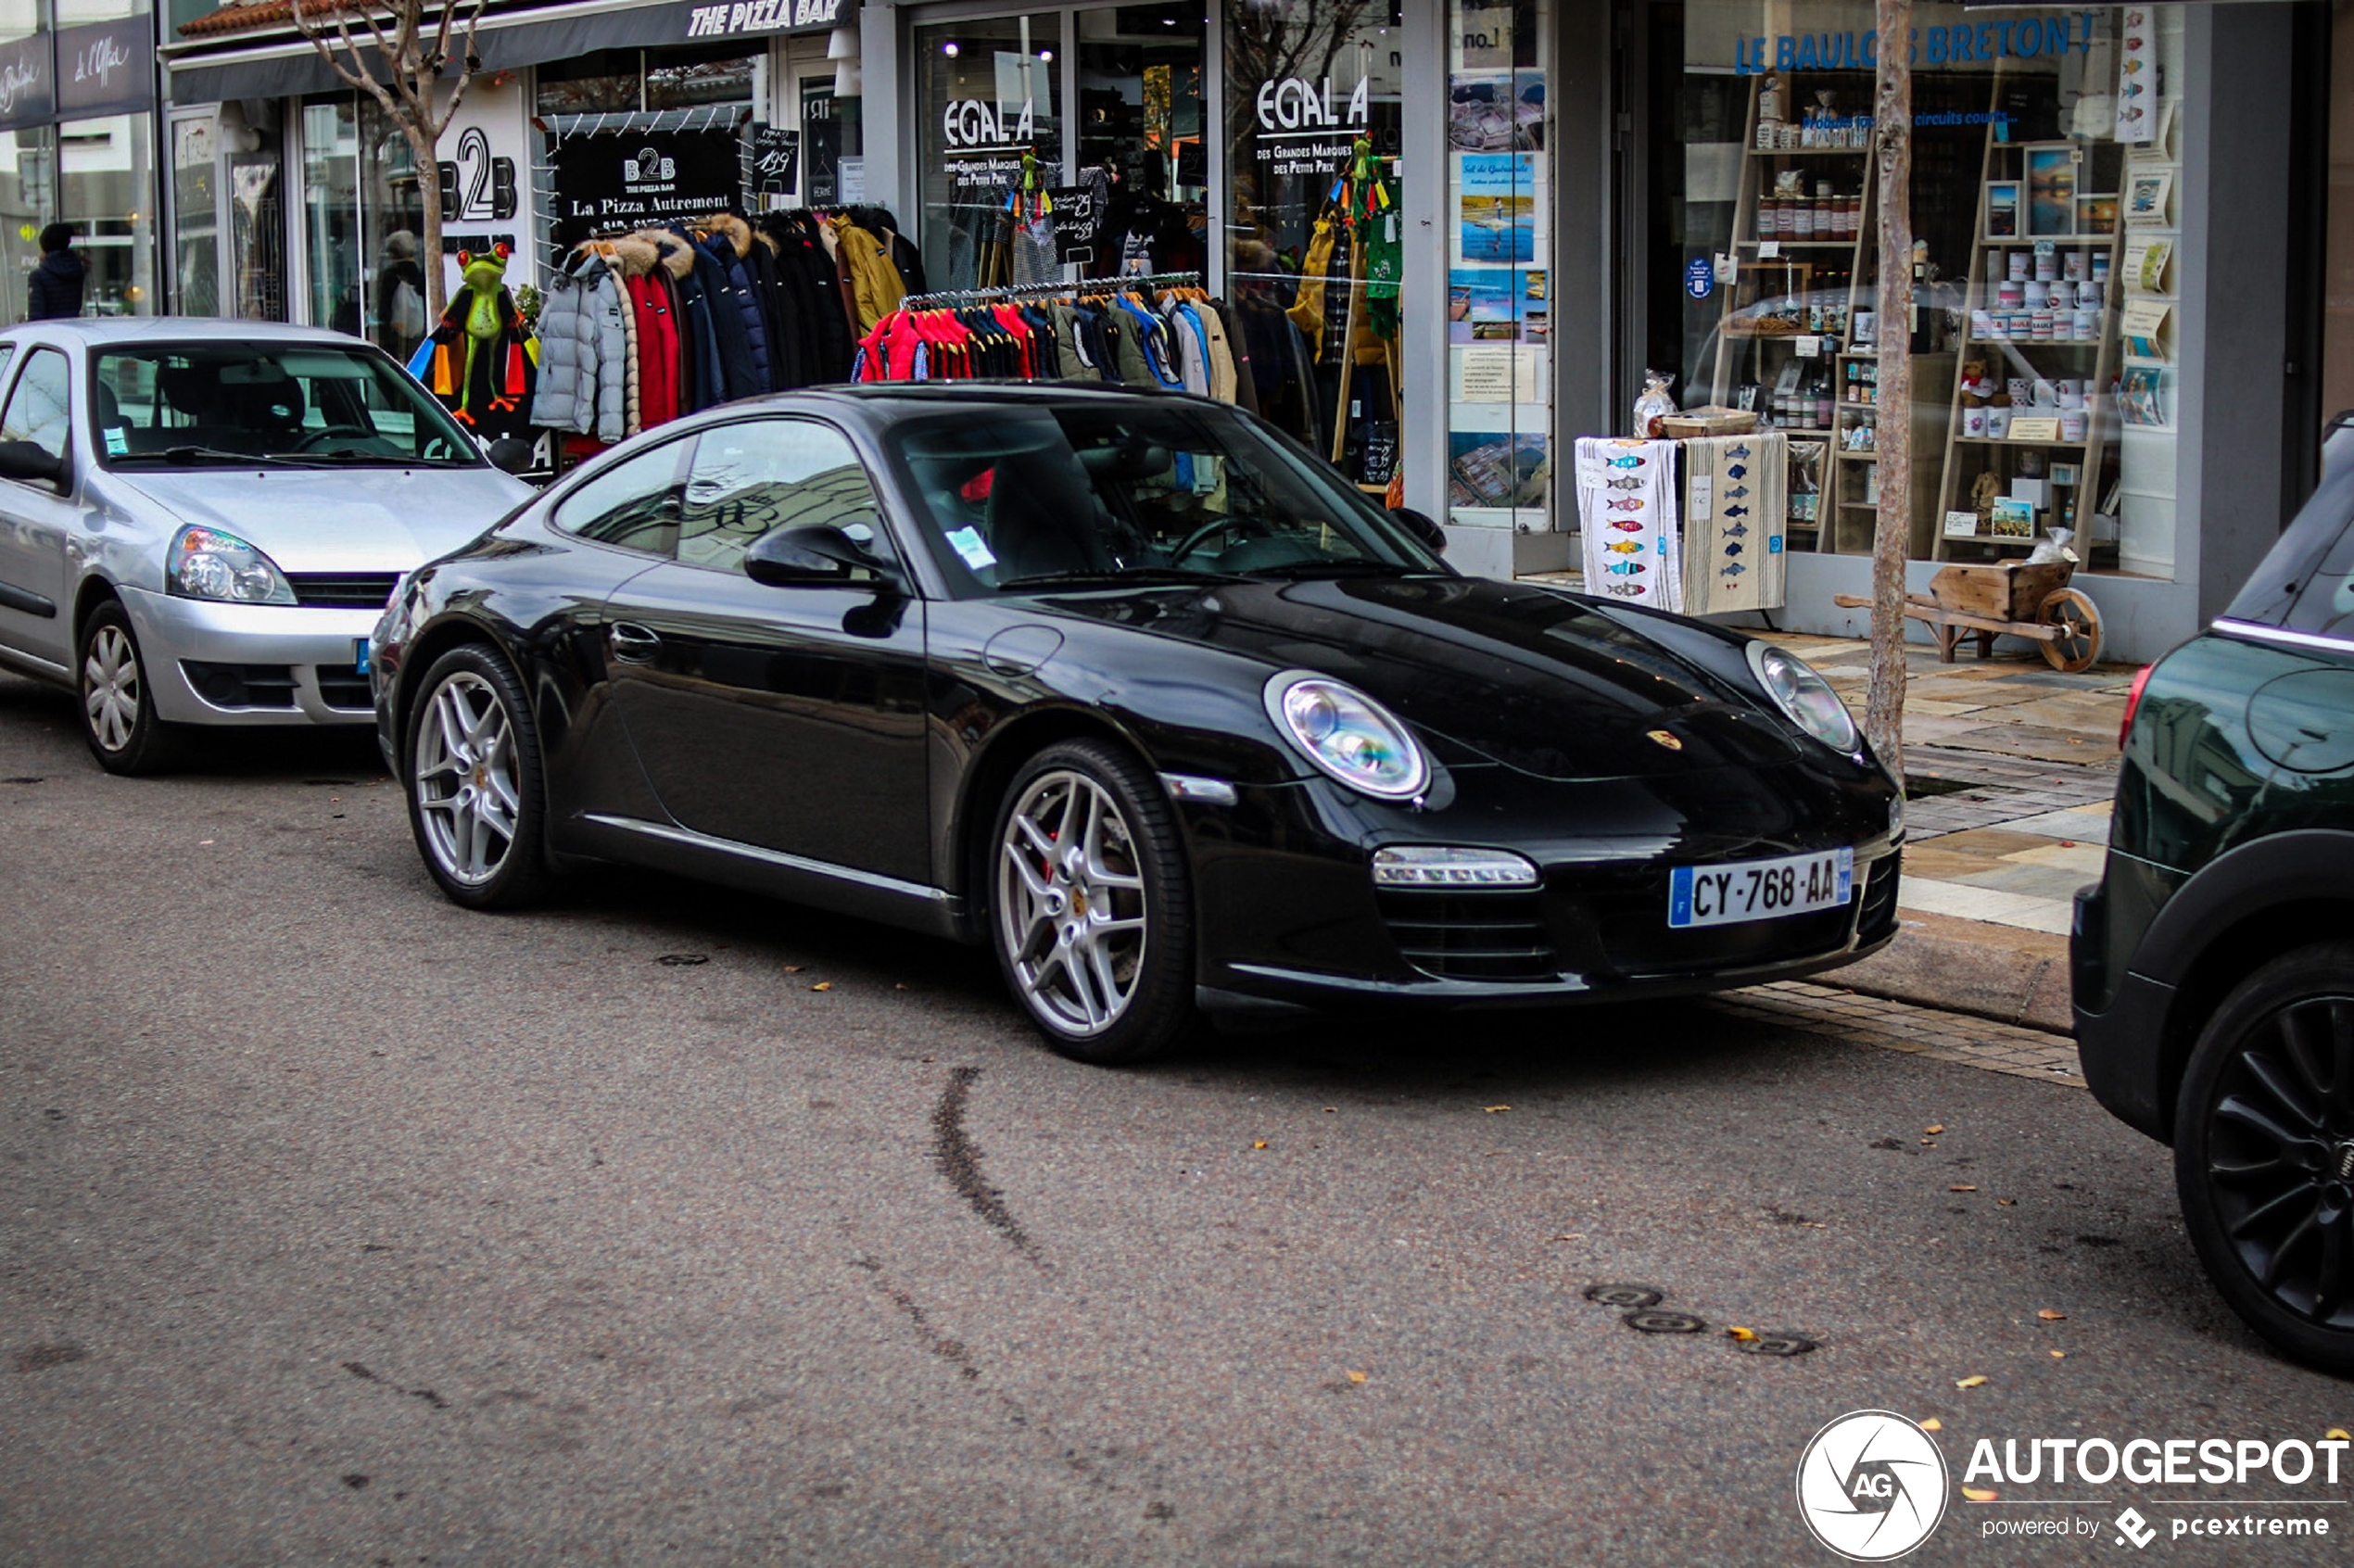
[1372,846,1538,887]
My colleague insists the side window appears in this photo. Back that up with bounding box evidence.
[0,348,70,463]
[677,419,888,575]
[551,438,690,557]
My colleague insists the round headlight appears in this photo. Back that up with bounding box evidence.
[1264,672,1430,800]
[168,525,297,605]
[1745,640,1859,753]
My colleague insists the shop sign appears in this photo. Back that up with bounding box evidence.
[750,123,800,199]
[1731,11,2100,75]
[0,33,49,133]
[54,17,154,120]
[1044,184,1101,264]
[551,129,743,225]
[1247,73,1370,181]
[682,0,850,42]
[943,96,1034,151]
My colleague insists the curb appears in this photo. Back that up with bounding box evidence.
[1830,909,2074,1036]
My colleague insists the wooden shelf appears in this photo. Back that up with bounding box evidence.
[1964,336,2103,350]
[1745,240,1864,250]
[1955,435,2091,448]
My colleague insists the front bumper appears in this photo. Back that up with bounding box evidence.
[119,585,381,727]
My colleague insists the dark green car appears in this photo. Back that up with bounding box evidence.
[2075,454,2354,1375]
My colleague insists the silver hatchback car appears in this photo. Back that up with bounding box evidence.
[0,319,534,773]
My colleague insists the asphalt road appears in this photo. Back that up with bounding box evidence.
[2,669,2348,1567]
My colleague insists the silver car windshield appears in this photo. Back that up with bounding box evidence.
[93,344,481,469]
[883,401,1443,594]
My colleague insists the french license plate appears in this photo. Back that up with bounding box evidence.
[354,638,372,676]
[1668,848,1854,929]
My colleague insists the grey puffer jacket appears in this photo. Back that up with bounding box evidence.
[528,247,627,444]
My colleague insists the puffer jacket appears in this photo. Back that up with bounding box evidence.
[607,236,655,434]
[528,246,627,444]
[706,216,772,396]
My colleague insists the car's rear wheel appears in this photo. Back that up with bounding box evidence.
[2176,942,2354,1375]
[78,600,178,776]
[404,643,549,909]
[991,739,1193,1064]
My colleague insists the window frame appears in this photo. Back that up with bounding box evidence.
[546,431,699,560]
[672,413,895,580]
[0,346,76,478]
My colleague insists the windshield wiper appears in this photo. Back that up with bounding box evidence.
[994,566,1247,591]
[1240,559,1426,581]
[110,445,301,467]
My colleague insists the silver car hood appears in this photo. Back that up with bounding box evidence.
[104,465,534,575]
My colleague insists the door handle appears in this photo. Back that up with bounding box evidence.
[609,622,662,663]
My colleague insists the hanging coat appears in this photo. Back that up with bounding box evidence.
[527,245,627,444]
[706,216,774,396]
[625,235,685,430]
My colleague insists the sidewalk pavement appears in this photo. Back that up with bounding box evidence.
[1773,633,2134,1035]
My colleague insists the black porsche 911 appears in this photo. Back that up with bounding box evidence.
[371,384,1904,1062]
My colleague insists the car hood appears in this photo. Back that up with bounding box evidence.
[1031,575,1806,780]
[107,466,534,574]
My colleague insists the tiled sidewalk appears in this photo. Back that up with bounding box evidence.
[1707,980,2085,1087]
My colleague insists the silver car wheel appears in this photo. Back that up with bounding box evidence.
[996,768,1149,1038]
[82,623,141,752]
[413,670,520,887]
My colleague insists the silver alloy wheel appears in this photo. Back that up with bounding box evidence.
[413,670,521,887]
[82,623,141,752]
[997,768,1149,1038]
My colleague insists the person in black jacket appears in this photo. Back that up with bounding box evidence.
[26,224,84,321]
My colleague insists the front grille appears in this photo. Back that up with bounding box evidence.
[285,572,400,610]
[182,660,296,709]
[314,663,373,711]
[1376,886,1560,982]
[1856,853,1902,942]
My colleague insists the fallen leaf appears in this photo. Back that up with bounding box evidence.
[1323,1106,1337,1114]
[1550,1233,1585,1242]
[783,965,803,973]
[1919,1418,1943,1432]
[1955,1375,1988,1389]
[1996,1198,2018,1207]
[1346,1371,1367,1384]
[1924,1124,1945,1135]
[894,983,910,991]
[1483,1106,1512,1114]
[810,982,831,992]
[2329,1429,2351,1442]
[1726,1326,1758,1342]
[2051,1350,2066,1359]
[1962,1486,1999,1502]
[2057,840,2077,848]
[1950,1184,1979,1193]
[198,839,215,846]
[2068,737,2083,745]
[1920,1138,1937,1146]
[1252,1141,1268,1150]
[2038,1309,2066,1321]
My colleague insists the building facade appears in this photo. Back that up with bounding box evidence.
[155,0,2345,662]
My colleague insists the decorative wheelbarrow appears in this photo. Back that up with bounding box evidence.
[1833,561,2102,673]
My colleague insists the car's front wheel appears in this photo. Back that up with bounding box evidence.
[991,739,1193,1064]
[403,643,549,909]
[2176,942,2354,1375]
[78,600,178,776]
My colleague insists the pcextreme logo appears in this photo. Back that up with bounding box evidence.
[1795,1410,1950,1562]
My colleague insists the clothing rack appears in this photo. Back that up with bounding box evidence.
[897,271,1204,312]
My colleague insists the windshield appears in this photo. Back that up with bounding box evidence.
[92,344,481,469]
[883,401,1445,593]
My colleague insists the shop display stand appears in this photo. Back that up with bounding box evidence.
[1711,70,1948,557]
[1931,70,2128,563]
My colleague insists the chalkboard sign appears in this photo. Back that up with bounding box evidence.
[750,123,800,199]
[1045,184,1102,265]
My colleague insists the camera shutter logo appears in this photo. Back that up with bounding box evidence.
[1794,1410,1948,1561]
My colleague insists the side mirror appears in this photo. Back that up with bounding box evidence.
[744,524,892,588]
[1392,507,1447,553]
[0,439,64,489]
[487,436,534,475]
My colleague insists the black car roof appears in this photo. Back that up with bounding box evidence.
[792,381,1192,410]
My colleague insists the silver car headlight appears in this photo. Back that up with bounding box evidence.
[168,525,297,605]
[1264,671,1431,800]
[1745,640,1858,753]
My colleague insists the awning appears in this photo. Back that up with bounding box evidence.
[170,0,857,106]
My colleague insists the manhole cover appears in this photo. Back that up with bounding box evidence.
[655,954,710,967]
[1583,1283,1664,1309]
[1624,1309,1708,1334]
[1735,1331,1819,1358]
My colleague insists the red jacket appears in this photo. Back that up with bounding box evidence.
[628,272,680,429]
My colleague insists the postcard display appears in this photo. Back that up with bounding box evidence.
[1445,0,1553,528]
[1933,7,2176,565]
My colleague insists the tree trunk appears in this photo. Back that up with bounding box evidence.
[1865,0,1913,780]
[409,120,448,322]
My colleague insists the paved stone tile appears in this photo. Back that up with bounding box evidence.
[1947,862,2101,902]
[2002,806,2114,843]
[1896,877,2075,933]
[2000,840,2107,875]
[1712,980,2086,1087]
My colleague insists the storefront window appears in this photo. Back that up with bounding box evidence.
[1074,3,1203,277]
[360,96,426,361]
[800,74,863,207]
[302,98,361,336]
[59,113,153,314]
[171,115,217,317]
[1223,0,1404,490]
[912,13,1063,291]
[228,112,285,322]
[0,127,54,323]
[1446,0,1550,526]
[1643,2,2187,578]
